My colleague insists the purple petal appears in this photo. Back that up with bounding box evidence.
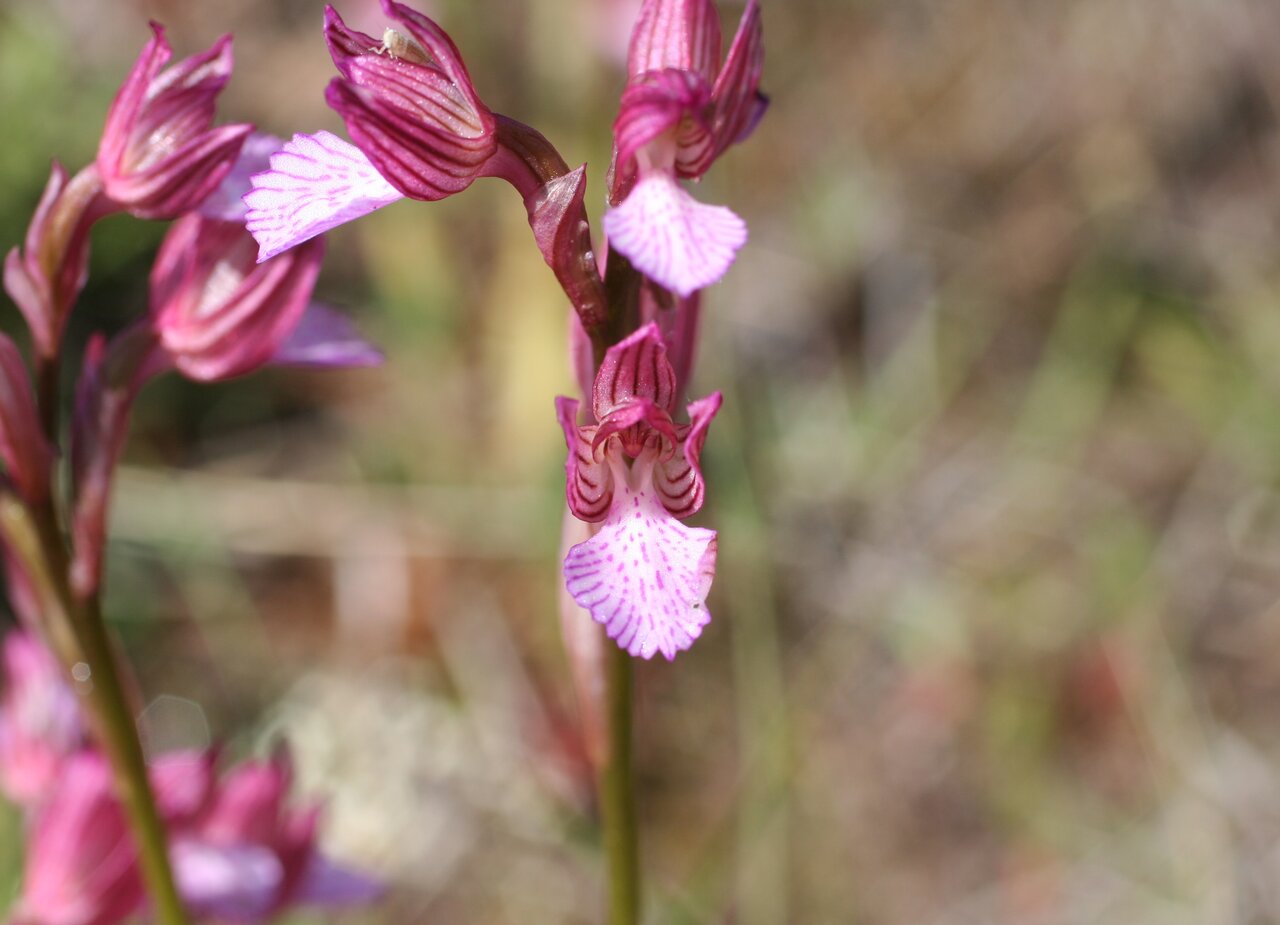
[200,132,285,223]
[563,477,716,661]
[293,853,385,908]
[272,303,384,368]
[243,131,404,263]
[171,839,282,923]
[602,172,746,297]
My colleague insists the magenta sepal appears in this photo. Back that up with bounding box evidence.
[4,163,111,359]
[628,0,722,82]
[0,332,53,504]
[558,324,722,659]
[151,214,325,382]
[96,23,252,220]
[323,2,496,202]
[69,328,161,600]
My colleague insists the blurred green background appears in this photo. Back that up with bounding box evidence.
[6,0,1280,922]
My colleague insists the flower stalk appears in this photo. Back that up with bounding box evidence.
[602,644,639,925]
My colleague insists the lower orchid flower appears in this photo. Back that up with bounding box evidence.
[557,323,721,660]
[0,631,86,809]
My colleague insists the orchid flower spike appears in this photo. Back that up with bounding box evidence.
[557,324,722,660]
[97,23,252,220]
[603,0,766,296]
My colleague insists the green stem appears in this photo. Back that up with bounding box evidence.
[75,595,191,925]
[601,644,640,925]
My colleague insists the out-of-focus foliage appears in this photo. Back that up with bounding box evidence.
[5,0,1280,922]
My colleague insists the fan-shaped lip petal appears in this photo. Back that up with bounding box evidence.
[563,479,716,661]
[243,131,404,263]
[602,171,747,297]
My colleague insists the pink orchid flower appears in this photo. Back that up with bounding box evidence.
[603,0,766,296]
[173,750,381,923]
[0,632,85,809]
[7,751,210,925]
[97,24,252,221]
[557,323,721,660]
[149,214,326,382]
[243,0,495,262]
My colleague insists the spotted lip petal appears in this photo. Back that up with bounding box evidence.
[602,172,746,297]
[564,472,716,661]
[244,131,404,263]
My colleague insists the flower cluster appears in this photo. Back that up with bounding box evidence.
[245,0,765,662]
[0,22,382,925]
[0,633,378,925]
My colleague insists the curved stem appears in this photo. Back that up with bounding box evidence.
[601,644,639,925]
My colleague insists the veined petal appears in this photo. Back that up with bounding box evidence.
[200,132,285,223]
[557,396,613,522]
[628,0,722,83]
[244,131,403,263]
[602,172,746,297]
[655,390,721,518]
[563,473,716,661]
[710,0,766,157]
[592,322,677,420]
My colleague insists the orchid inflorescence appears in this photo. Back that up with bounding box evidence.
[245,0,764,661]
[0,0,763,919]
